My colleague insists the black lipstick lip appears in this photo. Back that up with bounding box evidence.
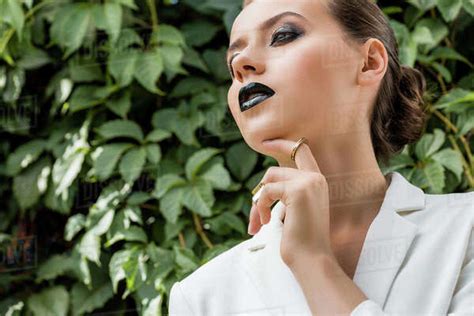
[239,82,276,112]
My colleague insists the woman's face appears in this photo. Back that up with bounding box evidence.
[226,0,370,156]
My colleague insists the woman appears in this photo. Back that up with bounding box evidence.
[169,0,474,315]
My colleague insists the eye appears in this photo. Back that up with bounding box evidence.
[270,29,301,46]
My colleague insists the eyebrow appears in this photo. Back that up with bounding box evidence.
[226,11,308,60]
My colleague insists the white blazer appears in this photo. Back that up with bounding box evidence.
[168,171,474,315]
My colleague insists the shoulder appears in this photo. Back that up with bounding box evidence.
[423,190,473,218]
[405,190,473,242]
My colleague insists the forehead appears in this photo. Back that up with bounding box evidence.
[229,0,327,41]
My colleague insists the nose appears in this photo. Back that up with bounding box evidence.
[232,50,265,82]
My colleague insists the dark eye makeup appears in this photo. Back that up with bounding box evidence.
[227,23,304,78]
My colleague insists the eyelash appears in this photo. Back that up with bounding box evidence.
[228,28,302,78]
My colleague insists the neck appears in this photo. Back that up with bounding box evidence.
[273,130,390,231]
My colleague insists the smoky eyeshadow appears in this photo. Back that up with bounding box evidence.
[273,22,305,36]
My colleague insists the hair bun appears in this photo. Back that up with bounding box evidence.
[387,65,427,156]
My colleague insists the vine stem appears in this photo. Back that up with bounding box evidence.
[429,107,474,187]
[448,135,474,188]
[430,108,474,169]
[178,233,186,248]
[193,213,214,249]
[146,0,159,32]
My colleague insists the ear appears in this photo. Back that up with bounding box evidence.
[357,38,388,86]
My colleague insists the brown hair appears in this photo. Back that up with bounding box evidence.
[243,0,427,166]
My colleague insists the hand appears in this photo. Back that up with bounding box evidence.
[248,138,335,269]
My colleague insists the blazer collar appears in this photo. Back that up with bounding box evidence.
[240,171,426,314]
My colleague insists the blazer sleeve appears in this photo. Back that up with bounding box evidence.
[447,227,474,315]
[351,227,474,316]
[168,281,195,316]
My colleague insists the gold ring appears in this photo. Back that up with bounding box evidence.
[291,137,308,161]
[251,182,265,195]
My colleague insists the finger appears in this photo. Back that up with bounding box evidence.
[248,202,262,235]
[255,180,293,225]
[262,138,321,173]
[259,166,306,186]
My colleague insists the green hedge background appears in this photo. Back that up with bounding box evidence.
[0,0,473,315]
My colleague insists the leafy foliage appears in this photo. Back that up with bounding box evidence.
[0,0,472,315]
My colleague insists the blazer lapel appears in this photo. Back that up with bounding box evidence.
[240,171,426,313]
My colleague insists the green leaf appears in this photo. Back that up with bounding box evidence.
[36,254,74,282]
[105,226,148,247]
[464,0,474,16]
[145,143,161,164]
[384,153,415,171]
[1,0,25,37]
[407,0,437,11]
[68,85,116,113]
[103,3,122,43]
[181,20,220,47]
[152,24,186,46]
[160,44,187,81]
[44,176,77,215]
[169,77,214,98]
[414,18,448,51]
[13,157,51,210]
[185,147,222,180]
[51,4,92,58]
[456,108,474,135]
[432,62,452,83]
[52,125,89,198]
[182,46,210,72]
[428,47,472,67]
[27,286,69,316]
[199,157,232,190]
[415,128,446,159]
[225,141,258,181]
[17,47,51,69]
[6,139,47,176]
[70,282,114,316]
[123,205,143,224]
[431,148,464,182]
[182,179,214,217]
[127,192,151,206]
[412,25,434,45]
[68,59,103,83]
[65,214,86,241]
[153,174,186,199]
[173,247,199,272]
[434,88,474,113]
[151,104,206,146]
[109,249,130,293]
[119,146,147,183]
[202,47,230,82]
[160,188,184,223]
[79,230,101,266]
[112,0,138,10]
[437,0,463,22]
[90,209,115,236]
[422,160,446,193]
[145,129,172,142]
[96,120,144,142]
[208,212,246,234]
[400,36,418,67]
[108,50,138,87]
[91,143,134,180]
[105,90,131,118]
[134,49,164,94]
[109,247,144,293]
[88,180,132,216]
